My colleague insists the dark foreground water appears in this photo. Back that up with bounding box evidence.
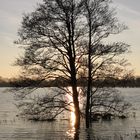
[0,88,140,140]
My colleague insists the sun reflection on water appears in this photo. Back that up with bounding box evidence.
[65,86,83,139]
[66,110,76,138]
[71,110,76,128]
[66,100,76,138]
[66,87,76,138]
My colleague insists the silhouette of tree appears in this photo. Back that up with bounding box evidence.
[14,0,131,128]
[79,0,130,127]
[15,0,87,128]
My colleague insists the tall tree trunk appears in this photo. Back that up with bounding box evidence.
[64,0,80,128]
[86,6,92,128]
[86,39,92,128]
[72,84,80,128]
[67,1,80,128]
[70,56,80,129]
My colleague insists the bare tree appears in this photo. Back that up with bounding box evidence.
[13,87,74,121]
[14,0,88,128]
[90,87,131,120]
[13,0,131,129]
[82,0,130,127]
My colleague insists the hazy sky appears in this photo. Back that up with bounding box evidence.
[0,0,140,78]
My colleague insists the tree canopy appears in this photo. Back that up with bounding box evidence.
[14,0,131,128]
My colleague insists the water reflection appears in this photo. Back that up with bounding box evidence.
[66,104,81,140]
[66,124,80,140]
[66,110,76,139]
[66,127,76,139]
[1,88,140,140]
[71,110,76,127]
[66,86,78,139]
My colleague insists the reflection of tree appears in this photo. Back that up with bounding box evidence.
[74,129,79,140]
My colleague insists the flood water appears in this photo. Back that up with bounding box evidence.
[0,87,140,140]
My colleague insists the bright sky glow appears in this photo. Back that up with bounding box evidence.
[0,0,140,78]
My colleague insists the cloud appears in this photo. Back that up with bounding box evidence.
[115,0,140,13]
[113,1,140,21]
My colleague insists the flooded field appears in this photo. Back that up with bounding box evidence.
[0,88,140,140]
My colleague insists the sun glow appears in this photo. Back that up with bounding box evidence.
[65,87,76,126]
[66,87,76,138]
[70,108,76,127]
[66,86,84,138]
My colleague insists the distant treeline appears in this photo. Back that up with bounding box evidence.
[0,77,11,87]
[0,76,140,87]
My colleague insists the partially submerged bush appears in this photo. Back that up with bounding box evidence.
[89,88,131,121]
[13,87,131,121]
